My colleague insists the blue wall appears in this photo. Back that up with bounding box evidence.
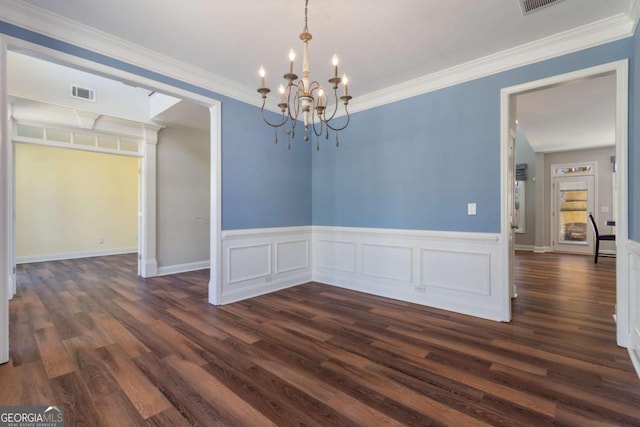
[313,39,633,233]
[0,21,312,231]
[221,105,311,229]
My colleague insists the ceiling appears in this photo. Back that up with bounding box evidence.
[516,73,616,153]
[14,0,634,99]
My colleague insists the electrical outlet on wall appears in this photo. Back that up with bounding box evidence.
[468,203,477,215]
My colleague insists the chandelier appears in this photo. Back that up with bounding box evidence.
[257,0,352,150]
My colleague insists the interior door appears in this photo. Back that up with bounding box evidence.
[552,175,595,254]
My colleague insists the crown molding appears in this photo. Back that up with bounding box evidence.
[0,0,260,108]
[1,0,639,116]
[628,0,640,34]
[349,11,638,115]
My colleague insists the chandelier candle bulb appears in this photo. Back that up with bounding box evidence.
[259,66,266,88]
[332,54,338,77]
[343,74,348,96]
[289,49,295,74]
[279,84,286,103]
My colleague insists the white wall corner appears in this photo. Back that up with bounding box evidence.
[141,257,158,278]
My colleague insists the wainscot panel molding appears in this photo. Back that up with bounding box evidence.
[220,226,312,304]
[157,260,210,276]
[629,240,640,378]
[311,226,505,321]
[16,247,137,264]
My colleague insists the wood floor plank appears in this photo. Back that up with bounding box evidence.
[94,390,148,427]
[49,372,106,427]
[95,344,171,419]
[165,355,278,427]
[34,325,76,379]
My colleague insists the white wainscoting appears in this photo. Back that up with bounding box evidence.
[312,226,505,321]
[628,240,640,378]
[220,226,312,304]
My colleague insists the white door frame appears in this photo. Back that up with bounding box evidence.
[500,59,629,347]
[0,35,223,363]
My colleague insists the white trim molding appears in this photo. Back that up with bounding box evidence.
[500,59,630,347]
[157,260,210,276]
[16,247,137,264]
[220,226,312,305]
[628,240,640,378]
[0,38,9,364]
[312,226,506,322]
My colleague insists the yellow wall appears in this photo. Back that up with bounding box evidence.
[15,143,138,260]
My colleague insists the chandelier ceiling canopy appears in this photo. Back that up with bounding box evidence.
[257,0,352,150]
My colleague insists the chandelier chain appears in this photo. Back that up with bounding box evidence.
[303,0,309,34]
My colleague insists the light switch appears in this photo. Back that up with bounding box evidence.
[468,203,477,216]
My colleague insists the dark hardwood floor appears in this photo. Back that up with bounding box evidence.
[1,251,639,426]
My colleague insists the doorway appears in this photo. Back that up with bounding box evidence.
[0,39,222,365]
[551,164,596,254]
[500,59,629,347]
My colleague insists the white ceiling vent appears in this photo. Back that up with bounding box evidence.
[519,0,565,15]
[70,84,96,102]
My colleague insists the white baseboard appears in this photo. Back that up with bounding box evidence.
[219,226,312,304]
[16,247,137,264]
[515,244,534,251]
[157,260,210,276]
[533,246,547,253]
[311,226,507,322]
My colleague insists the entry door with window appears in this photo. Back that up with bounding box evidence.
[552,166,595,254]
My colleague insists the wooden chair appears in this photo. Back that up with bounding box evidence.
[588,213,615,264]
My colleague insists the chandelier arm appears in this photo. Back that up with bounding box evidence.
[321,87,341,123]
[260,99,290,128]
[292,90,303,122]
[310,107,324,137]
[325,106,350,132]
[285,83,298,122]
